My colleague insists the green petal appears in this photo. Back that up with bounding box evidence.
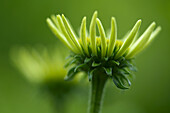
[107,17,117,57]
[96,18,107,58]
[51,15,61,31]
[133,26,161,56]
[89,11,98,56]
[46,18,77,53]
[145,26,161,48]
[80,17,89,56]
[62,14,83,54]
[126,22,156,59]
[56,15,80,54]
[115,19,142,59]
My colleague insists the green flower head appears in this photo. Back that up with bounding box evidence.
[47,11,161,89]
[10,46,79,84]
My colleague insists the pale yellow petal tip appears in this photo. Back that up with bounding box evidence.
[137,19,142,24]
[46,18,50,21]
[56,15,61,19]
[61,14,67,21]
[96,18,100,22]
[134,19,142,28]
[111,17,116,20]
[94,11,98,15]
[51,15,55,18]
[46,18,51,24]
[151,21,156,27]
[152,26,162,36]
[92,11,98,19]
[83,16,86,21]
[157,26,162,31]
[62,14,68,20]
[61,14,64,18]
[111,17,116,22]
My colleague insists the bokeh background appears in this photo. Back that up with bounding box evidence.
[1,0,170,113]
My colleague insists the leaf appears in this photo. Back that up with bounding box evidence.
[118,56,125,62]
[65,54,74,60]
[88,69,96,81]
[122,75,131,86]
[64,59,77,68]
[120,68,130,75]
[84,57,92,63]
[104,57,109,61]
[129,66,137,72]
[112,75,129,89]
[103,67,112,76]
[64,67,77,81]
[118,73,131,86]
[119,60,133,68]
[92,61,101,67]
[108,60,120,67]
[74,63,86,72]
[112,60,120,66]
[117,71,131,86]
[74,54,82,59]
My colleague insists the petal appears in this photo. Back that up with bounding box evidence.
[62,14,83,54]
[46,18,77,53]
[107,17,117,57]
[57,15,80,53]
[89,11,98,56]
[80,17,89,56]
[145,26,161,47]
[115,19,142,59]
[126,22,156,59]
[50,15,61,31]
[96,18,107,58]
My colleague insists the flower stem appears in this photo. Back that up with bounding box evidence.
[89,70,108,113]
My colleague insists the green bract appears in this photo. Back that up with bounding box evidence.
[47,11,161,89]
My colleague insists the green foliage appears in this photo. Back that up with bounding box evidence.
[65,51,136,89]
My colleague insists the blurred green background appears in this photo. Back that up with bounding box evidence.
[1,0,170,113]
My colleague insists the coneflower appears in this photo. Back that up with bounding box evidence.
[46,11,161,113]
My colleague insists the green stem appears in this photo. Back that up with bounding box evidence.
[89,70,108,113]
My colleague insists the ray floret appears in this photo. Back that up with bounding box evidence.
[107,17,117,57]
[115,19,142,59]
[89,11,98,56]
[62,14,83,54]
[96,18,107,58]
[126,22,156,58]
[80,17,89,56]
